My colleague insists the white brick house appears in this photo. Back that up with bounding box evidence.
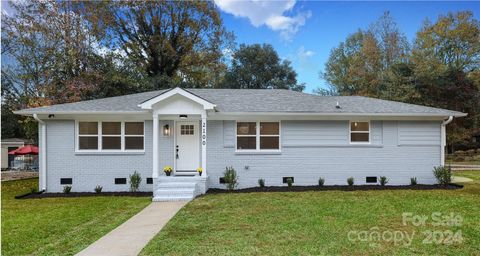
[15,88,466,201]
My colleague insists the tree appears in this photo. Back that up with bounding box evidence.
[1,1,139,139]
[223,44,304,91]
[320,12,412,98]
[412,11,480,147]
[412,11,480,73]
[83,1,234,89]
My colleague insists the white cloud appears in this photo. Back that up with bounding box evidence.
[297,46,315,59]
[214,0,311,40]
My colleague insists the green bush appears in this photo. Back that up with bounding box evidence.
[63,185,72,194]
[258,178,265,188]
[318,177,325,187]
[347,177,354,186]
[286,177,293,188]
[129,171,142,192]
[410,177,417,186]
[30,187,38,193]
[379,176,388,186]
[94,185,103,194]
[433,166,452,186]
[224,166,238,191]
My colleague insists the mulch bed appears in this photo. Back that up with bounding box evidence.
[207,184,463,194]
[16,191,152,199]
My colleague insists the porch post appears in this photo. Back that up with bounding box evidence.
[152,114,159,178]
[201,112,207,177]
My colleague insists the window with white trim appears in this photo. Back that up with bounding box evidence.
[350,121,370,143]
[236,122,280,151]
[79,122,99,150]
[77,121,144,151]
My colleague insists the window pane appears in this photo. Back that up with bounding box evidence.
[181,125,194,135]
[125,122,144,135]
[351,133,369,142]
[79,122,98,135]
[102,122,121,135]
[79,137,98,149]
[237,122,256,135]
[260,122,279,135]
[237,137,256,150]
[125,137,144,150]
[102,137,121,149]
[260,137,279,149]
[351,122,369,132]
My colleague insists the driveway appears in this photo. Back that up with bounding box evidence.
[1,170,38,181]
[76,201,186,256]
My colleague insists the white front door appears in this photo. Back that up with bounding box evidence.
[175,121,200,172]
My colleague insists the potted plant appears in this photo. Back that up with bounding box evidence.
[163,166,173,176]
[197,167,203,176]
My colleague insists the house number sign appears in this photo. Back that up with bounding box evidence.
[202,121,206,145]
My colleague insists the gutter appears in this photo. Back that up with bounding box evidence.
[440,116,454,166]
[33,114,47,191]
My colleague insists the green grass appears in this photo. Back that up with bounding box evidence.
[1,178,151,256]
[454,170,480,184]
[141,172,480,256]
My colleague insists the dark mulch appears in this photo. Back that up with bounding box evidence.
[207,184,463,194]
[17,191,152,199]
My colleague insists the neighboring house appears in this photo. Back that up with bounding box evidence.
[1,138,26,170]
[15,88,466,201]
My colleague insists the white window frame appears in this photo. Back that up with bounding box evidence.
[235,121,281,152]
[349,121,371,144]
[76,121,145,153]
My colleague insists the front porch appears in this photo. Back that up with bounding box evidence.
[139,88,215,201]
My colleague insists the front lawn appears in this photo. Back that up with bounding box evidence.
[141,171,480,255]
[1,178,151,256]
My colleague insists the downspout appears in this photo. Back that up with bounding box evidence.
[441,116,454,166]
[33,114,47,191]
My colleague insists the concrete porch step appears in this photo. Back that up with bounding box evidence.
[153,175,206,202]
[156,182,197,189]
[152,195,194,202]
[155,189,196,196]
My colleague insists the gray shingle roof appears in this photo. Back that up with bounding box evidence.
[15,88,466,117]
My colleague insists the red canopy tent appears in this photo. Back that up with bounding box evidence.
[8,145,39,155]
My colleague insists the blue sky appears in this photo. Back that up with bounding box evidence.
[215,1,479,92]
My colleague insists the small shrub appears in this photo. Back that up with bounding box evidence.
[258,178,265,188]
[318,177,325,187]
[129,171,142,192]
[347,177,354,186]
[224,166,238,191]
[31,187,38,193]
[379,176,388,186]
[63,185,72,194]
[410,177,417,186]
[94,185,103,194]
[454,150,466,156]
[433,166,452,186]
[286,177,293,188]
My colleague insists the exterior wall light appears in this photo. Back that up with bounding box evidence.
[163,124,170,136]
[179,114,188,119]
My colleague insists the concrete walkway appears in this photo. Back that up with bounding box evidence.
[452,176,474,183]
[76,201,187,256]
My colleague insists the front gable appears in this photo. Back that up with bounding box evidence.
[138,88,216,114]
